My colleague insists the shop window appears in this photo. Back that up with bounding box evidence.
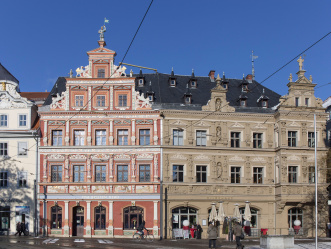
[51,165,62,182]
[96,130,107,146]
[196,165,207,183]
[52,130,63,146]
[288,131,297,147]
[171,206,197,229]
[0,206,10,230]
[117,165,128,182]
[0,143,8,156]
[123,206,143,230]
[0,115,8,127]
[19,115,27,127]
[173,129,183,146]
[231,167,241,183]
[74,165,84,182]
[95,206,106,230]
[0,172,8,187]
[139,165,150,182]
[95,165,106,182]
[51,206,62,229]
[288,208,303,228]
[173,165,184,182]
[139,129,150,145]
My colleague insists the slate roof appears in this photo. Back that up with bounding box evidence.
[0,63,19,83]
[44,73,281,113]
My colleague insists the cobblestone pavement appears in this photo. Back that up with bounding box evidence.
[0,236,331,249]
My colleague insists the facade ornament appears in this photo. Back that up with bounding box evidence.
[98,25,106,41]
[1,82,6,91]
[288,73,292,82]
[309,75,313,82]
[297,56,304,71]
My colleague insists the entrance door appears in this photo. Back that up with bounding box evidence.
[73,206,84,237]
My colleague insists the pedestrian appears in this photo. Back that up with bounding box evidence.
[20,222,25,236]
[207,222,218,249]
[190,224,196,238]
[233,220,244,249]
[15,222,21,236]
[196,223,203,239]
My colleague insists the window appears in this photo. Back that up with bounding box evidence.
[242,85,248,92]
[288,131,297,147]
[288,166,297,183]
[117,165,128,182]
[96,130,107,146]
[173,129,183,146]
[139,165,150,182]
[253,133,263,148]
[0,143,8,156]
[138,79,144,86]
[117,129,128,145]
[170,79,176,86]
[288,208,303,228]
[73,165,84,182]
[253,167,263,184]
[95,165,106,182]
[239,208,259,228]
[308,132,315,148]
[18,172,27,187]
[0,172,8,187]
[18,142,27,156]
[123,206,143,230]
[240,100,246,107]
[262,100,268,108]
[148,95,153,101]
[196,165,207,183]
[191,81,196,88]
[185,96,191,104]
[231,167,241,183]
[52,130,63,146]
[295,97,299,107]
[75,95,84,107]
[231,132,241,148]
[51,206,62,229]
[139,129,150,145]
[308,166,315,183]
[51,165,62,182]
[118,95,127,107]
[173,165,184,182]
[74,130,85,146]
[0,115,7,127]
[96,95,106,107]
[97,68,105,78]
[196,130,207,146]
[95,206,106,229]
[305,98,309,107]
[171,206,197,229]
[19,115,27,127]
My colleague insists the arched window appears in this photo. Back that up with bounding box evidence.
[239,207,259,228]
[95,206,106,230]
[171,206,197,229]
[123,206,143,230]
[51,206,62,229]
[288,208,303,228]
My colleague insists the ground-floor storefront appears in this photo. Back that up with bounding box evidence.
[38,194,160,237]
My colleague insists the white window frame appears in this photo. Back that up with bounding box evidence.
[18,114,27,127]
[196,130,207,146]
[96,129,107,146]
[0,114,8,127]
[18,171,28,188]
[18,142,28,156]
[0,171,8,188]
[75,95,84,107]
[0,142,8,156]
[74,130,85,146]
[96,95,106,107]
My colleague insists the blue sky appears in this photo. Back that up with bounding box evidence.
[1,0,330,101]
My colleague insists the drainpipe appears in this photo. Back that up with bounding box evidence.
[159,117,163,240]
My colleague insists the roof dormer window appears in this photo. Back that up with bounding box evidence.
[262,100,268,108]
[240,100,246,107]
[138,78,144,87]
[185,96,191,104]
[148,95,154,102]
[190,80,197,88]
[170,79,176,87]
[242,84,248,92]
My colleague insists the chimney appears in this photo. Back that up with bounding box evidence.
[208,70,215,82]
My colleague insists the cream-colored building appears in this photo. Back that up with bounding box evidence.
[154,59,328,238]
[0,63,39,235]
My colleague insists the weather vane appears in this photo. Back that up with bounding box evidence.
[98,18,109,41]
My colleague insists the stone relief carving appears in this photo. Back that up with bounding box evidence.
[0,94,28,109]
[134,91,151,109]
[170,154,187,160]
[69,154,87,160]
[50,92,66,110]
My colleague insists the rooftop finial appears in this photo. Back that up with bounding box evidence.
[251,50,258,80]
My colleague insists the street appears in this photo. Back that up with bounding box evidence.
[0,236,331,249]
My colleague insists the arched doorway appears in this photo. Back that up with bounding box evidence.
[73,206,84,237]
[171,206,197,229]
